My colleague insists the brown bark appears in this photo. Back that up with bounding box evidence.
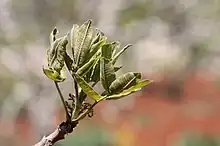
[33,121,78,146]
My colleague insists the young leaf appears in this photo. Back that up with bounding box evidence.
[74,73,102,101]
[89,37,106,59]
[83,33,105,82]
[109,72,141,94]
[112,44,132,64]
[64,52,75,72]
[76,54,101,77]
[101,43,113,60]
[48,36,68,68]
[43,68,66,82]
[90,61,121,83]
[50,27,58,45]
[106,80,152,100]
[89,40,112,83]
[91,31,101,45]
[100,57,116,92]
[70,24,79,62]
[47,37,62,66]
[72,20,93,67]
[44,35,68,82]
[112,41,120,57]
[90,60,100,83]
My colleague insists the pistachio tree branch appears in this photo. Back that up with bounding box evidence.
[33,121,78,146]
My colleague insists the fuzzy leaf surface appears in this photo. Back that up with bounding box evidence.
[74,73,102,101]
[109,72,141,94]
[43,34,68,82]
[100,57,116,92]
[72,20,93,67]
[107,80,152,100]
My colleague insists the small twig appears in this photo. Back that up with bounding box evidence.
[54,81,71,122]
[74,101,98,121]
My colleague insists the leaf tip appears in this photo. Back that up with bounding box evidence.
[148,79,154,84]
[53,27,58,35]
[143,79,153,87]
[125,44,132,48]
[42,67,66,82]
[87,19,92,24]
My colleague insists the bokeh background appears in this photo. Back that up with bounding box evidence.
[1,0,220,146]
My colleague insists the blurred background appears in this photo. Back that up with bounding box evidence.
[1,0,220,146]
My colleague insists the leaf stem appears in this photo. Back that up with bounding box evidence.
[72,75,80,119]
[63,58,77,119]
[54,81,71,122]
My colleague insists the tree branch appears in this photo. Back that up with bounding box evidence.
[33,121,78,146]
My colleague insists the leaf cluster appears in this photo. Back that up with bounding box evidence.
[43,20,152,122]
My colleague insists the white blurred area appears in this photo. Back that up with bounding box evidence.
[1,0,220,146]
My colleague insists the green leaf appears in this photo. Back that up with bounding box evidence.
[47,36,68,70]
[111,41,120,57]
[91,31,101,45]
[100,57,116,92]
[74,73,102,101]
[44,35,68,82]
[112,44,132,64]
[90,60,100,83]
[106,79,152,100]
[89,37,106,59]
[101,43,113,60]
[64,52,75,72]
[70,25,78,63]
[76,54,101,77]
[50,27,58,45]
[47,38,62,66]
[72,20,94,67]
[43,68,66,82]
[109,72,141,94]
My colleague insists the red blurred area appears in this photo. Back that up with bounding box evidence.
[92,72,220,146]
[8,72,220,146]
